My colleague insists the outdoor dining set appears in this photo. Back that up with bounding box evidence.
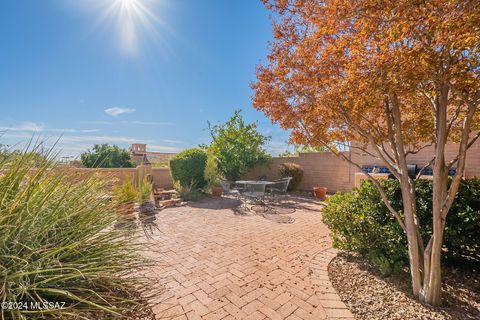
[219,177,296,217]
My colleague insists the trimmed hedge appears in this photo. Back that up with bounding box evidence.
[169,148,208,188]
[278,162,304,191]
[322,178,480,275]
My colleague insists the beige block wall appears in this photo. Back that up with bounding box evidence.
[152,167,174,189]
[71,167,137,184]
[245,138,479,194]
[245,152,353,193]
[67,138,478,195]
[350,138,479,178]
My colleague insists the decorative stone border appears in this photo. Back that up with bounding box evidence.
[311,248,355,319]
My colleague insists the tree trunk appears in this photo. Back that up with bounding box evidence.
[398,178,423,297]
[420,166,447,306]
[419,84,449,306]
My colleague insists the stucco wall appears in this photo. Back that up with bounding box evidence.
[245,138,479,193]
[67,138,478,194]
[151,167,174,189]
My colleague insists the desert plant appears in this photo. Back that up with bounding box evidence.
[169,148,208,188]
[0,148,152,319]
[177,181,205,202]
[204,150,221,189]
[137,177,153,203]
[278,162,304,191]
[113,177,137,204]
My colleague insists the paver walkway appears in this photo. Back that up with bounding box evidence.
[140,197,349,320]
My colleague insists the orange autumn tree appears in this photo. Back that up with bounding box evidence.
[253,0,479,306]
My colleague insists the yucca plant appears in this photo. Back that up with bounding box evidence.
[137,178,155,214]
[0,147,154,319]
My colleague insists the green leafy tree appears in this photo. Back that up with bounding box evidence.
[81,144,134,168]
[208,110,271,181]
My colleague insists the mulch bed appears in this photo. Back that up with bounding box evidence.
[329,252,480,320]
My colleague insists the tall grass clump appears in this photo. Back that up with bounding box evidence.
[0,147,152,319]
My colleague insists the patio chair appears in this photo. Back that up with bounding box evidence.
[266,177,292,195]
[265,177,292,204]
[220,180,242,200]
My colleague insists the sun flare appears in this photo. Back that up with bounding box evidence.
[79,0,170,56]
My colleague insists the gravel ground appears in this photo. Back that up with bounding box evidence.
[329,253,480,320]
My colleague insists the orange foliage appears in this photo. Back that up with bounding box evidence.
[253,0,479,150]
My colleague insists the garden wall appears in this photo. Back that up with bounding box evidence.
[65,166,174,190]
[67,137,478,194]
[151,167,174,189]
[244,152,353,192]
[245,138,480,193]
[67,167,138,185]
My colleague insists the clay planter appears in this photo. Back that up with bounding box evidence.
[116,203,136,221]
[211,186,223,197]
[313,187,327,200]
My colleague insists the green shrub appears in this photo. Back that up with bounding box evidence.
[322,181,407,275]
[113,177,137,204]
[278,162,304,191]
[204,150,221,190]
[177,181,205,202]
[137,177,152,203]
[322,178,480,274]
[169,148,208,188]
[0,149,152,319]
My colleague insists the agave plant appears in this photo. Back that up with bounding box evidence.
[0,147,154,319]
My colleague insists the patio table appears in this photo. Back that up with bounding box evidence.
[234,180,276,198]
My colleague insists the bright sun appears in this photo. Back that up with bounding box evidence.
[82,0,167,56]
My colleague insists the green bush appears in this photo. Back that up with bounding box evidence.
[0,149,152,319]
[169,148,208,188]
[322,181,407,275]
[204,150,221,190]
[322,178,480,274]
[177,181,205,202]
[137,177,153,203]
[113,177,137,204]
[278,162,304,191]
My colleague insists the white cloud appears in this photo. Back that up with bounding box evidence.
[104,107,136,117]
[60,134,145,144]
[130,121,174,126]
[0,122,45,132]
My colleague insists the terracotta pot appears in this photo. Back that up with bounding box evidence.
[116,203,136,221]
[313,187,327,200]
[211,186,223,197]
[116,202,135,215]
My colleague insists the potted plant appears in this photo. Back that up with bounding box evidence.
[313,186,327,200]
[137,177,156,214]
[112,178,137,219]
[204,150,223,197]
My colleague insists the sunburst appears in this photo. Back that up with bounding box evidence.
[75,0,171,56]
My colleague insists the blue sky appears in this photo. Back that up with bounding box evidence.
[0,0,291,159]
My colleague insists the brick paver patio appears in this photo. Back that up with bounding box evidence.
[140,197,351,319]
